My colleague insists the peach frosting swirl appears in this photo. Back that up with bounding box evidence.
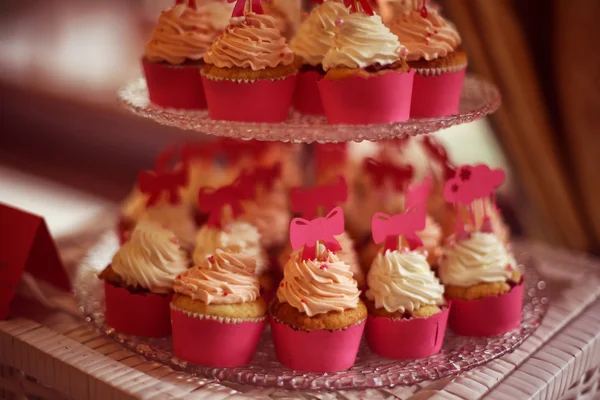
[145,3,227,64]
[277,244,360,317]
[203,12,295,70]
[239,190,290,249]
[174,249,260,305]
[389,8,462,62]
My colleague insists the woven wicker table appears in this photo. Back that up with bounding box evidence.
[1,226,599,400]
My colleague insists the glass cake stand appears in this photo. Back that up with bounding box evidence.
[75,233,548,390]
[117,75,501,143]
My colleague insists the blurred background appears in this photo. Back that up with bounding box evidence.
[1,0,598,253]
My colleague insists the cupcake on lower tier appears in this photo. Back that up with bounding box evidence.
[143,1,231,109]
[438,231,523,336]
[318,10,414,124]
[388,5,467,117]
[365,248,448,359]
[201,11,297,122]
[99,222,190,337]
[171,250,266,367]
[270,244,366,372]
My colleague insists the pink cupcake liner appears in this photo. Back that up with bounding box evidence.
[171,307,266,367]
[318,70,415,124]
[104,281,172,337]
[410,68,466,118]
[448,280,524,337]
[366,305,450,359]
[142,58,207,110]
[201,75,297,122]
[270,317,365,372]
[293,70,324,115]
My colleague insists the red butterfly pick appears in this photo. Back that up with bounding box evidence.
[138,147,188,208]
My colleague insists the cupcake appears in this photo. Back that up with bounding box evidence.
[99,222,190,337]
[270,244,366,372]
[318,9,414,124]
[143,1,231,109]
[365,248,449,358]
[441,198,511,244]
[171,249,266,367]
[438,231,523,336]
[388,2,467,117]
[201,10,298,122]
[290,1,350,114]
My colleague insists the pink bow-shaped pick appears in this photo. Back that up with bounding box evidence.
[372,209,426,252]
[290,207,345,260]
[344,0,374,15]
[198,176,255,227]
[228,0,263,17]
[138,147,188,208]
[363,158,414,191]
[290,176,348,220]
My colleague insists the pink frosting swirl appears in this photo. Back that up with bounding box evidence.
[277,245,360,317]
[389,9,462,61]
[174,250,260,305]
[203,12,295,70]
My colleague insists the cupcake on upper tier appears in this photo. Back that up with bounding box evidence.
[201,2,297,122]
[171,249,266,367]
[143,0,232,109]
[318,2,414,124]
[290,0,350,114]
[388,0,467,117]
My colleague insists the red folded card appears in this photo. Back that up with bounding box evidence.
[0,204,71,319]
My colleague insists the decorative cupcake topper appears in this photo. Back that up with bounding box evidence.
[181,141,221,166]
[228,0,263,17]
[316,143,348,173]
[421,136,456,180]
[290,176,348,220]
[371,177,431,251]
[443,164,505,238]
[344,0,374,15]
[138,147,188,208]
[246,163,282,192]
[363,158,414,191]
[290,207,345,260]
[198,174,255,228]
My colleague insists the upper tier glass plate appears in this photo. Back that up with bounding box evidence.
[117,75,500,143]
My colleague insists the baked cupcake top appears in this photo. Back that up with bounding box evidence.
[278,244,360,317]
[322,12,403,71]
[367,249,444,313]
[388,7,461,62]
[192,221,268,275]
[174,249,260,304]
[291,1,350,67]
[111,222,190,294]
[145,2,229,64]
[438,232,518,287]
[203,12,295,70]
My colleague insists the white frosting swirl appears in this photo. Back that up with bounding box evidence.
[192,221,268,275]
[366,250,444,313]
[111,221,190,294]
[139,204,196,250]
[322,12,402,70]
[438,232,518,287]
[291,1,350,66]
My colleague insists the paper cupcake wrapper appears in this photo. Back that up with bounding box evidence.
[293,70,324,115]
[201,74,297,123]
[270,317,365,372]
[410,68,466,118]
[318,70,415,124]
[448,281,524,337]
[171,306,266,367]
[142,58,207,110]
[104,281,172,337]
[366,306,450,359]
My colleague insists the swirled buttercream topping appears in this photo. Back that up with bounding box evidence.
[277,244,360,316]
[111,221,189,294]
[139,204,196,250]
[389,8,461,61]
[438,232,518,287]
[174,249,260,305]
[203,12,294,70]
[366,249,444,313]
